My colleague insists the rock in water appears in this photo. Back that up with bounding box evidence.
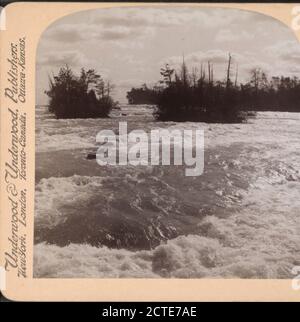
[87,153,96,160]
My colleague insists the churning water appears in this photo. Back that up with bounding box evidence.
[34,105,300,278]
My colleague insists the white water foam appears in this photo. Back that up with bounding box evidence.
[34,109,300,278]
[34,169,300,278]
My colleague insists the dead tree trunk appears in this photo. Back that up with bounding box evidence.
[235,64,238,87]
[226,53,232,88]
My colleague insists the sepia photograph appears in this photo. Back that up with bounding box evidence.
[33,6,300,279]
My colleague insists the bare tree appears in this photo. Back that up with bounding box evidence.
[105,80,115,97]
[191,67,198,88]
[226,53,232,88]
[235,64,238,87]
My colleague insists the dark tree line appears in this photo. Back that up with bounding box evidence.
[45,66,115,119]
[47,61,300,122]
[126,84,158,105]
[127,55,300,123]
[240,70,300,112]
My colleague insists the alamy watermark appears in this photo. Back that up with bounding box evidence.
[96,122,204,176]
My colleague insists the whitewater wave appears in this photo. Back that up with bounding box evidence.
[34,221,300,279]
[34,167,300,278]
[36,106,300,154]
[35,175,104,229]
[34,107,300,278]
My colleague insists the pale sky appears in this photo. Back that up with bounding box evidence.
[36,6,300,104]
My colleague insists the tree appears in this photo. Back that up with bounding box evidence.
[160,64,174,85]
[45,66,114,119]
[105,81,115,97]
[226,53,232,88]
[154,55,247,123]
